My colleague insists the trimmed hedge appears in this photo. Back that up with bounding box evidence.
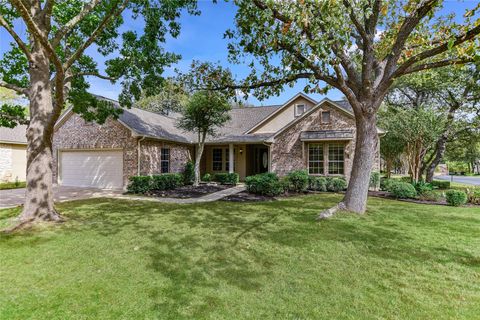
[183,161,195,185]
[202,173,212,182]
[412,181,433,195]
[127,173,183,194]
[326,177,347,192]
[467,189,480,205]
[380,178,396,191]
[308,176,327,192]
[245,172,284,196]
[431,180,451,189]
[446,190,467,207]
[286,170,309,192]
[213,173,239,185]
[389,182,417,199]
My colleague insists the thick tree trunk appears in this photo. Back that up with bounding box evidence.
[425,134,448,182]
[193,132,207,187]
[18,46,62,223]
[342,114,379,214]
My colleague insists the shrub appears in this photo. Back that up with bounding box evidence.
[431,180,451,189]
[214,173,239,185]
[327,177,347,192]
[389,182,417,199]
[245,172,284,196]
[151,173,183,191]
[412,181,433,195]
[183,161,195,185]
[445,190,467,206]
[369,172,381,191]
[418,190,441,202]
[127,176,152,194]
[286,170,309,193]
[380,178,396,191]
[466,189,480,205]
[202,173,212,182]
[308,176,327,192]
[400,176,412,183]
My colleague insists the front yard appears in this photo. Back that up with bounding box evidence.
[1,194,479,319]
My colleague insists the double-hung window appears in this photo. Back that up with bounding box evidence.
[161,148,170,173]
[295,104,306,117]
[212,148,223,171]
[308,143,345,175]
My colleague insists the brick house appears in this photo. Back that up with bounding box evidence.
[53,93,383,189]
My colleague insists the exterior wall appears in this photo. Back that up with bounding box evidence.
[202,144,247,180]
[251,97,316,134]
[0,143,27,182]
[139,139,192,175]
[270,102,371,181]
[53,113,138,187]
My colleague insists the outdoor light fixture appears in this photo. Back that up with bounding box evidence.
[239,148,243,154]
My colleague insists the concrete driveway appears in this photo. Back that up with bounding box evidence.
[0,186,123,209]
[435,175,480,186]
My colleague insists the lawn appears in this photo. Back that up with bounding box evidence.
[0,194,479,319]
[0,181,26,190]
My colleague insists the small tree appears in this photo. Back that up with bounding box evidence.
[378,110,405,178]
[178,91,231,186]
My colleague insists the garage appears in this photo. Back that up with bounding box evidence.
[59,150,123,189]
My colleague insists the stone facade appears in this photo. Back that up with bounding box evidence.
[139,139,192,175]
[270,101,380,181]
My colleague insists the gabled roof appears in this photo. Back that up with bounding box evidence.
[0,125,27,145]
[245,92,318,134]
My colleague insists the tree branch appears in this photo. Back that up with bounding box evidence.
[63,72,119,84]
[397,58,475,76]
[63,0,129,71]
[208,73,314,91]
[0,80,28,95]
[50,0,102,47]
[0,14,33,61]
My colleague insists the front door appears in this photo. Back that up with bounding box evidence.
[253,146,269,174]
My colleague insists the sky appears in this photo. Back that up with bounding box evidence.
[0,0,477,106]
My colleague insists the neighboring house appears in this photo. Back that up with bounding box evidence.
[53,93,383,189]
[0,125,27,182]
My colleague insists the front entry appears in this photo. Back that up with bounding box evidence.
[251,146,269,174]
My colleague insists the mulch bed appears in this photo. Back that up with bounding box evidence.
[147,183,232,199]
[221,191,276,202]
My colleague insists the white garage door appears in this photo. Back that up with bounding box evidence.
[60,150,123,189]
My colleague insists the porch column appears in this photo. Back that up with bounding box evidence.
[229,143,234,173]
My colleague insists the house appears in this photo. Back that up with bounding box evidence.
[0,125,27,182]
[52,93,382,189]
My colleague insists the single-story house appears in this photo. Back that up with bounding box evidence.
[53,92,382,189]
[0,125,27,182]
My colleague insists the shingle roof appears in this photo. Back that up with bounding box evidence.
[332,99,354,113]
[0,125,27,144]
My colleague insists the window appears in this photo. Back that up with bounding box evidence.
[321,111,331,123]
[328,143,344,175]
[161,148,170,173]
[308,144,324,174]
[212,148,223,171]
[295,104,306,117]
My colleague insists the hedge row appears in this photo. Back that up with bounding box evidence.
[127,173,184,194]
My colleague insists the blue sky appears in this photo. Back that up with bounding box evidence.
[0,0,476,105]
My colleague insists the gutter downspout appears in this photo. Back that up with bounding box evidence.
[137,136,146,175]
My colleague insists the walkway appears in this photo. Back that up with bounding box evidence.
[0,185,246,209]
[117,185,246,204]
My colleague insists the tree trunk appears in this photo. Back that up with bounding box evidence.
[386,159,392,179]
[425,134,448,182]
[193,132,207,187]
[18,46,62,223]
[342,114,378,213]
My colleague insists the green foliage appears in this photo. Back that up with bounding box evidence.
[183,161,195,185]
[466,189,480,205]
[245,173,284,196]
[431,180,451,189]
[389,182,417,199]
[308,176,327,192]
[326,177,347,192]
[177,91,231,138]
[213,173,239,185]
[127,176,152,194]
[285,170,309,193]
[380,178,396,192]
[445,190,468,207]
[0,104,28,128]
[0,181,26,190]
[412,181,433,195]
[369,172,381,190]
[136,78,188,115]
[151,174,184,191]
[202,173,212,182]
[418,190,441,202]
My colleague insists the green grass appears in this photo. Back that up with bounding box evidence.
[0,181,26,190]
[1,195,479,319]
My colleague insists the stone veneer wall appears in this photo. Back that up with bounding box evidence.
[53,113,138,187]
[270,102,380,181]
[139,139,192,175]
